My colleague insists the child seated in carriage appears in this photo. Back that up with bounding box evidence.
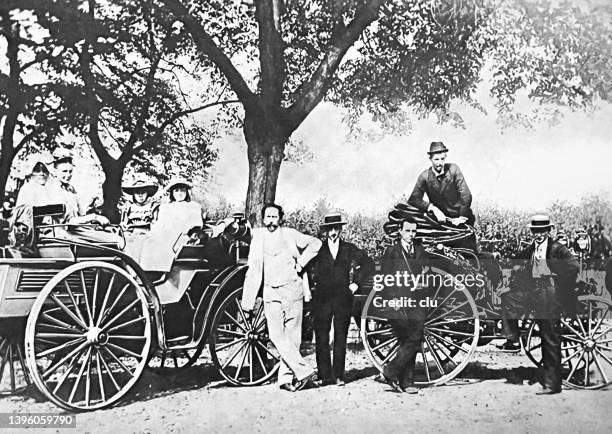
[120,175,160,235]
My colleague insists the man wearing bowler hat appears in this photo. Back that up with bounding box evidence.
[500,214,579,394]
[408,141,475,226]
[310,213,374,386]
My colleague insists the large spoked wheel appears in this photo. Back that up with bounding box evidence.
[209,287,280,386]
[147,346,204,370]
[25,262,152,411]
[361,265,480,386]
[524,295,612,389]
[0,334,30,394]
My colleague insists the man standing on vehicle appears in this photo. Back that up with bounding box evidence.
[309,213,374,387]
[241,203,321,392]
[501,214,579,394]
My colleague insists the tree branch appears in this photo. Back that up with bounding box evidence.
[255,0,286,110]
[124,99,240,160]
[286,0,384,130]
[161,0,259,112]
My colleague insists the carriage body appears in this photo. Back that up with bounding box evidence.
[0,204,270,410]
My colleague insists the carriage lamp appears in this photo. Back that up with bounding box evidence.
[576,233,591,253]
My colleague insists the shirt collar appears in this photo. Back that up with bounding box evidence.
[401,240,413,253]
[431,165,445,178]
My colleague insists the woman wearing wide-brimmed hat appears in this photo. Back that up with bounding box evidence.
[120,175,160,234]
[127,176,204,272]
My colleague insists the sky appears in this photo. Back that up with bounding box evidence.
[208,94,612,215]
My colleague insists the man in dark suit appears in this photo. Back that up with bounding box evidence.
[408,141,474,226]
[380,219,428,394]
[310,213,374,386]
[501,214,579,394]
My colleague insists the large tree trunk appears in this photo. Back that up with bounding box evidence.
[100,160,125,224]
[0,154,13,205]
[244,115,287,226]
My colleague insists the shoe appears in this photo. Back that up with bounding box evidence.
[280,383,296,392]
[335,379,345,387]
[402,385,420,394]
[294,372,317,391]
[313,378,334,387]
[381,375,402,393]
[496,340,521,353]
[536,386,561,395]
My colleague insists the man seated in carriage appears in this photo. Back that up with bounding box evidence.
[408,141,475,228]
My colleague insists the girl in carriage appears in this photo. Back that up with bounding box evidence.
[120,176,160,234]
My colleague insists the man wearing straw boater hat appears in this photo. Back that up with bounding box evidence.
[309,213,374,387]
[500,214,578,394]
[408,141,475,226]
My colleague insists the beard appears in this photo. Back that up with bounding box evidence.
[266,223,278,232]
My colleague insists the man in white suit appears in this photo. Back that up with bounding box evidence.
[241,203,321,391]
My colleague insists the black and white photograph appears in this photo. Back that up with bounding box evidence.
[0,0,610,432]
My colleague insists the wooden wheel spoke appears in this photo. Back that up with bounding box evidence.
[223,311,247,333]
[109,335,146,341]
[248,345,253,383]
[425,288,458,320]
[424,337,446,376]
[172,352,179,368]
[594,347,612,368]
[426,316,473,328]
[69,347,91,404]
[37,337,85,359]
[593,324,612,341]
[100,298,140,332]
[234,299,250,331]
[91,270,100,324]
[253,340,280,362]
[63,281,88,327]
[584,351,590,387]
[52,352,81,394]
[216,338,245,353]
[97,349,120,391]
[561,334,584,344]
[217,327,246,338]
[221,340,249,370]
[426,330,468,353]
[50,294,87,331]
[562,347,585,365]
[425,301,469,327]
[41,340,89,380]
[101,346,135,378]
[95,351,106,402]
[565,349,585,381]
[588,302,593,335]
[420,342,431,382]
[381,341,399,365]
[233,344,249,380]
[106,342,143,359]
[590,306,609,336]
[371,336,398,353]
[426,327,474,338]
[561,343,582,351]
[8,343,15,390]
[253,344,269,375]
[591,352,609,384]
[252,303,265,330]
[80,271,94,327]
[97,283,130,327]
[0,341,8,384]
[36,332,83,339]
[561,318,586,339]
[15,342,30,387]
[365,326,394,336]
[96,274,117,326]
[107,316,146,333]
[41,313,78,331]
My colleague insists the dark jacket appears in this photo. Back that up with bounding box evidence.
[514,237,579,294]
[381,242,428,278]
[311,238,374,299]
[408,163,474,225]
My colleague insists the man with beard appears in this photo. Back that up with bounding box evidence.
[241,203,321,392]
[500,214,579,394]
[309,213,374,386]
[408,141,474,226]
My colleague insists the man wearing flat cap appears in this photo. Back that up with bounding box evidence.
[500,214,579,394]
[309,213,374,386]
[408,141,474,226]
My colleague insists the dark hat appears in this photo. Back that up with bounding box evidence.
[52,147,73,165]
[122,176,159,196]
[320,213,347,229]
[427,141,449,155]
[527,214,554,230]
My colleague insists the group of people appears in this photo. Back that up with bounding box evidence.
[240,141,580,396]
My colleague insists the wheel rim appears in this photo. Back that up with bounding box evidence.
[209,287,279,386]
[361,266,479,386]
[25,262,152,410]
[147,347,203,370]
[524,296,612,390]
[0,335,30,394]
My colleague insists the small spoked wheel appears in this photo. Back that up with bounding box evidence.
[25,262,152,411]
[209,287,279,386]
[0,333,30,394]
[147,347,203,370]
[525,295,612,389]
[361,265,480,386]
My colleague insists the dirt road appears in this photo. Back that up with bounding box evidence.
[0,342,610,433]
